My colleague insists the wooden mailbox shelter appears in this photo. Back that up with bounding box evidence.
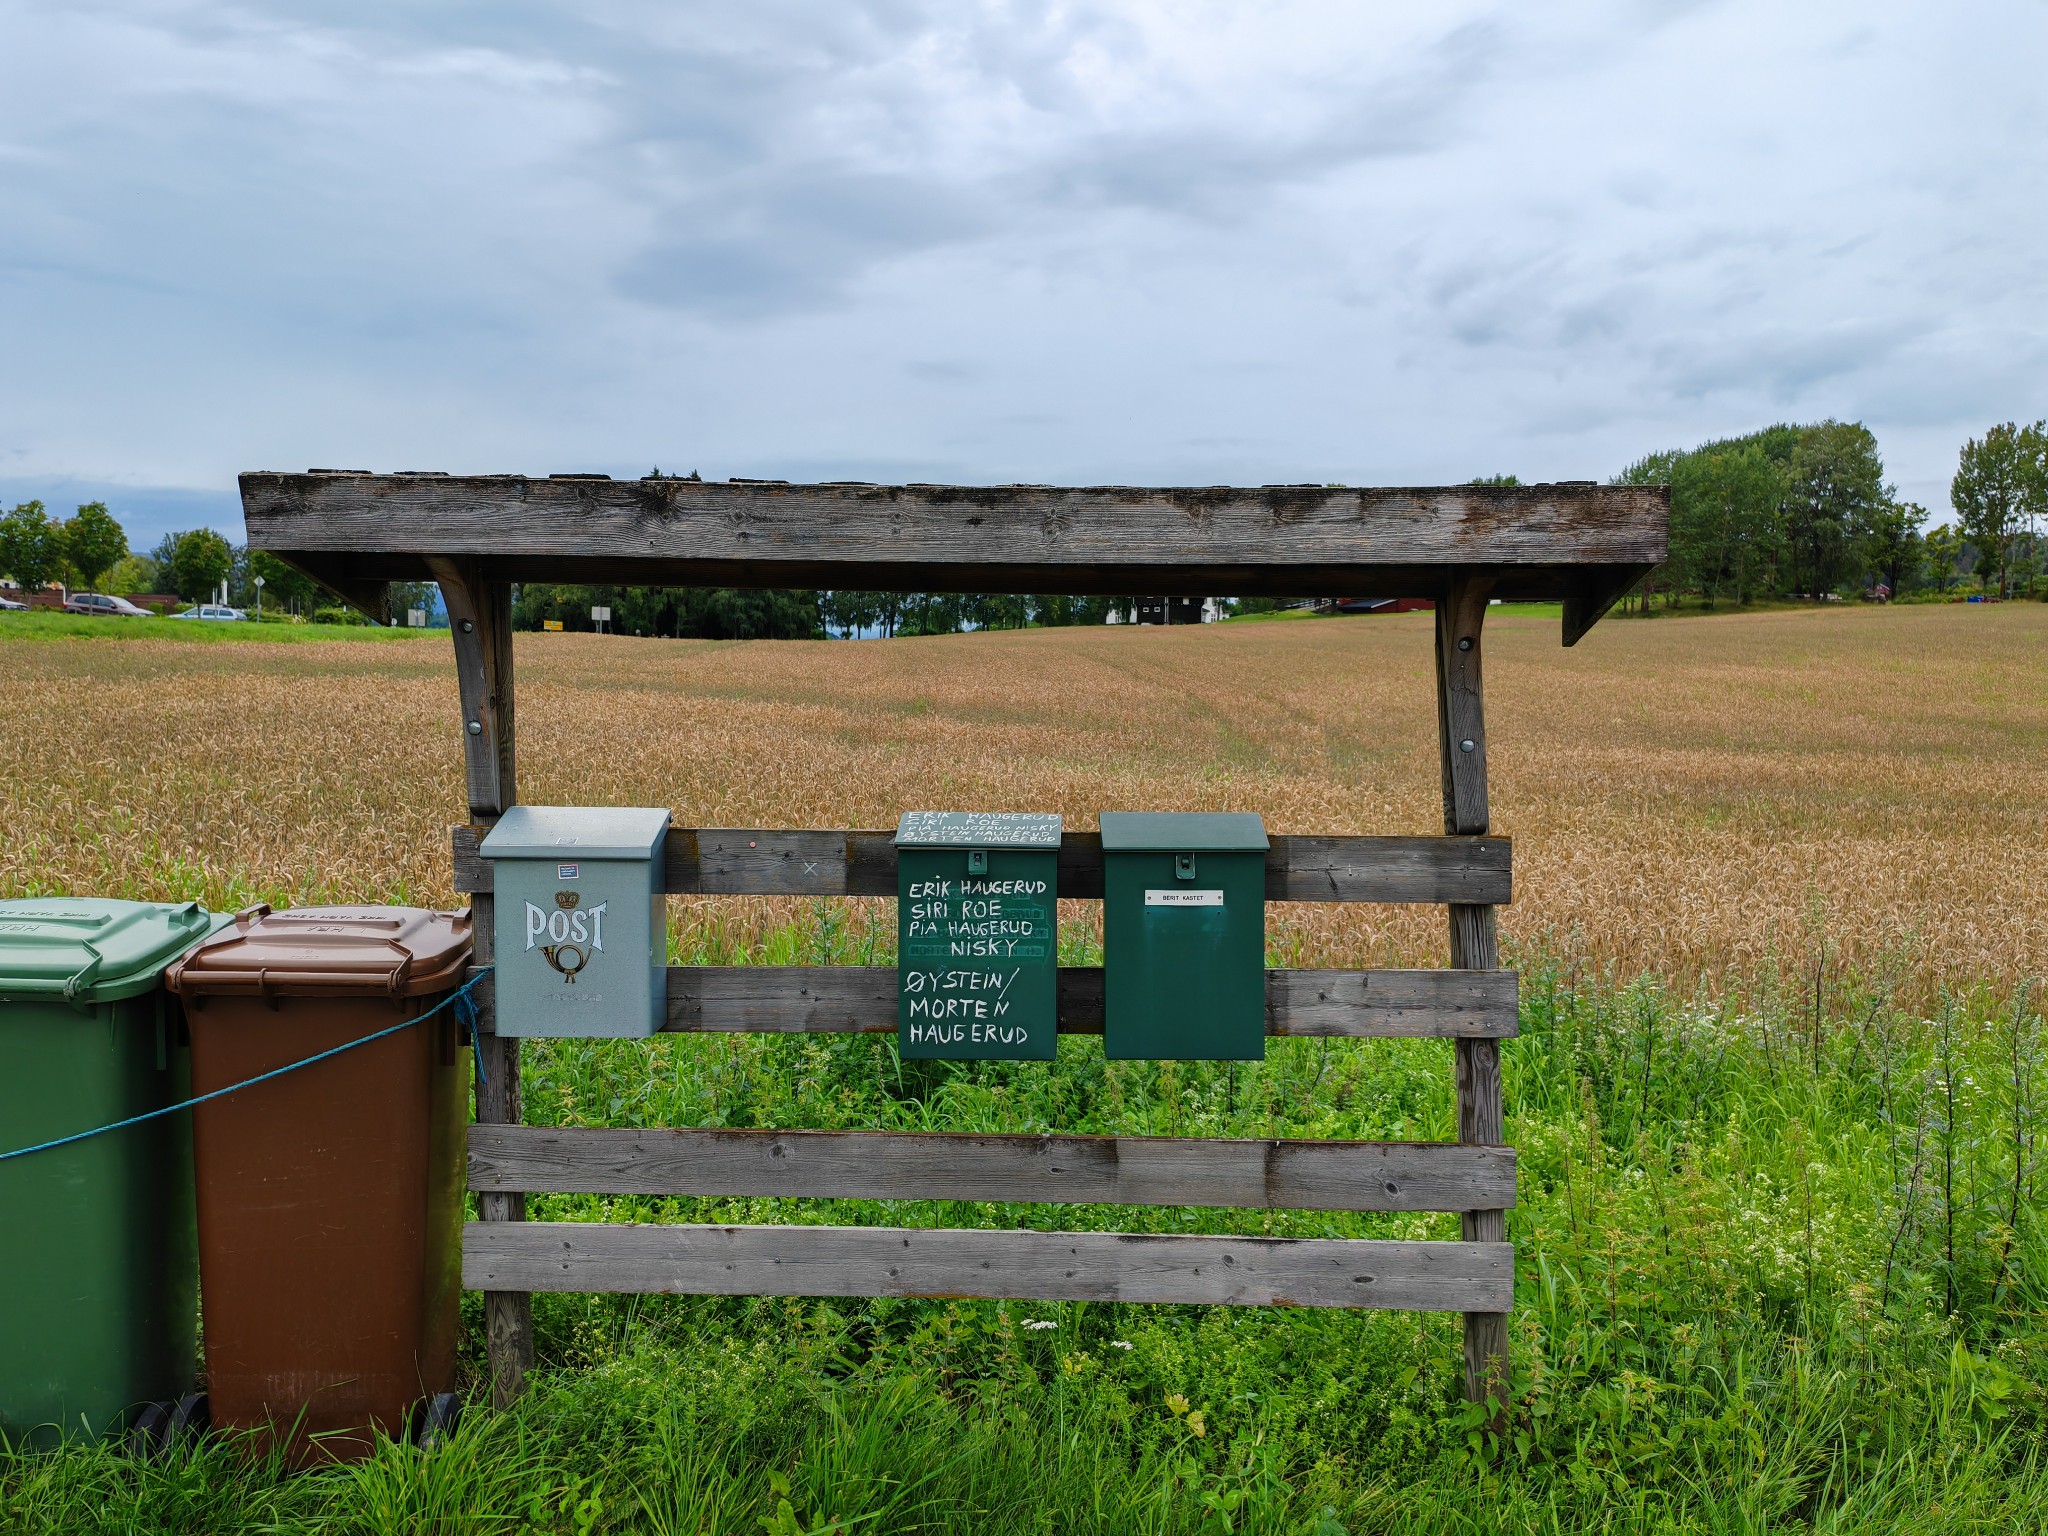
[241,472,1668,1413]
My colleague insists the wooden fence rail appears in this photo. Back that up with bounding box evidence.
[467,965,1518,1039]
[462,1222,1515,1311]
[450,826,1511,905]
[468,1126,1517,1212]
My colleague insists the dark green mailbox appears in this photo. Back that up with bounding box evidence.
[1101,812,1268,1060]
[896,812,1060,1059]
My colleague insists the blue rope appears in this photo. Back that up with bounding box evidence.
[457,980,487,1088]
[0,966,494,1164]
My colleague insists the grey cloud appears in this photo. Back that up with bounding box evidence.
[600,10,1514,316]
[1,1,2044,517]
[1660,321,1926,403]
[617,167,993,315]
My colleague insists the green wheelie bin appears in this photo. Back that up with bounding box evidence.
[0,897,232,1447]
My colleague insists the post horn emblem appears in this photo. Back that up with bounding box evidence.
[544,890,586,980]
[541,943,587,982]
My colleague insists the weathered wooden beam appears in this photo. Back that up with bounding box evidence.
[463,965,1516,1039]
[468,1127,1517,1212]
[287,562,391,625]
[436,561,533,1408]
[462,1222,1514,1311]
[451,826,1512,906]
[1436,570,1510,1414]
[1562,562,1657,647]
[430,562,516,823]
[241,474,1668,629]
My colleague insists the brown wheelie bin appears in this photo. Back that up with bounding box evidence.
[164,905,473,1464]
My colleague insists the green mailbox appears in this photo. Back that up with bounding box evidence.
[896,812,1060,1059]
[479,805,668,1038]
[1101,812,1269,1060]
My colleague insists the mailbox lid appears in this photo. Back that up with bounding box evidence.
[479,806,669,861]
[1099,812,1268,853]
[895,812,1061,849]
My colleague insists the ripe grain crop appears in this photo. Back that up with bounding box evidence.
[2,603,2041,996]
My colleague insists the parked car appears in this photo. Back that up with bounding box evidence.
[63,592,153,617]
[0,594,29,612]
[169,604,247,621]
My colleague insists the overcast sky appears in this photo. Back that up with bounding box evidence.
[2,1,2043,547]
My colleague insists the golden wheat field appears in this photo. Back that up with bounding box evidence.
[2,603,2042,996]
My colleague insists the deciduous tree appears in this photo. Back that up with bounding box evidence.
[61,502,129,592]
[1861,499,1927,599]
[1924,525,1964,592]
[164,529,234,603]
[248,549,318,614]
[1669,444,1783,606]
[1784,421,1885,598]
[0,501,62,596]
[1950,421,2048,598]
[823,590,883,637]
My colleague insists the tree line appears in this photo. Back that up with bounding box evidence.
[510,585,1132,638]
[1621,419,2046,606]
[0,500,417,621]
[0,501,132,596]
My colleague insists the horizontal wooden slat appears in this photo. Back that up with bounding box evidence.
[468,1126,1516,1212]
[465,965,1515,1038]
[672,966,1520,1038]
[245,475,1667,616]
[451,825,1511,904]
[462,1221,1513,1311]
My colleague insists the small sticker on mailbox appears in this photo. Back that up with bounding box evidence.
[1145,889,1224,907]
[557,863,580,880]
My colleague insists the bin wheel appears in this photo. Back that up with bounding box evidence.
[168,1393,210,1448]
[126,1401,171,1459]
[414,1392,461,1452]
[126,1394,208,1459]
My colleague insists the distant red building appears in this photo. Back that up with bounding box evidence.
[1332,597,1435,615]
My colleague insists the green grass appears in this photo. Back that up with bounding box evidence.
[0,611,431,643]
[4,930,2043,1533]
[1220,606,1337,623]
[1220,603,1564,624]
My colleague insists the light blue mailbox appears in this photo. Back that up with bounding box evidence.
[479,806,669,1038]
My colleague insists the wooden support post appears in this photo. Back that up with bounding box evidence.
[429,557,533,1408]
[1435,570,1510,1413]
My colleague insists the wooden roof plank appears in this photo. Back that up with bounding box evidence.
[241,473,1667,635]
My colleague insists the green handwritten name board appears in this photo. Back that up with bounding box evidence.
[895,812,1060,1059]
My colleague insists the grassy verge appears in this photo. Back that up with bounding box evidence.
[3,921,2042,1533]
[0,611,430,644]
[1221,603,1564,624]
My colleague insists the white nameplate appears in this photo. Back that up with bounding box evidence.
[1145,889,1224,907]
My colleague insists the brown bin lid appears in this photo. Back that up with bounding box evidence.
[164,905,473,1000]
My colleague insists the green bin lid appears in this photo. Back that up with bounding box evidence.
[0,898,234,1004]
[1098,812,1269,852]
